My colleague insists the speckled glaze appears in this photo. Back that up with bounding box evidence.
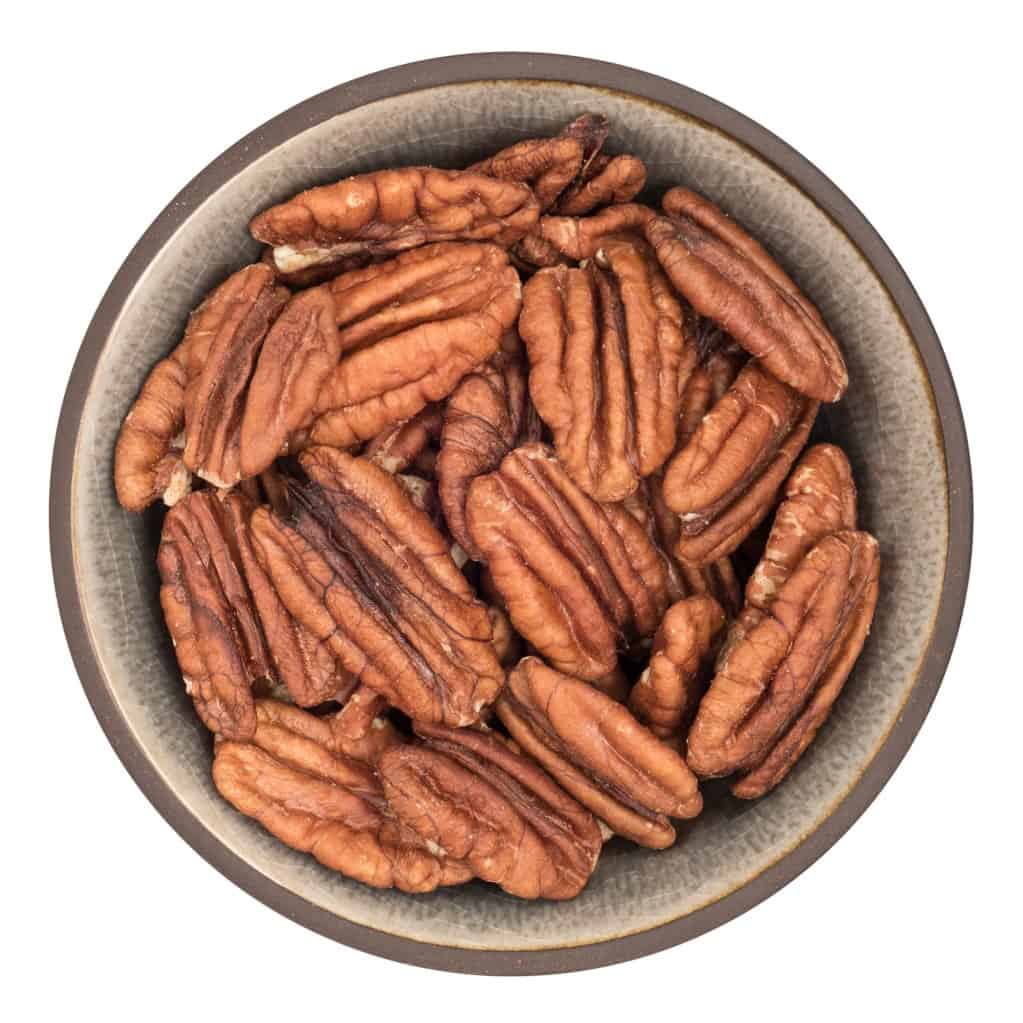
[51,55,971,974]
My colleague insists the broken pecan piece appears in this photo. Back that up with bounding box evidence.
[250,167,539,274]
[436,329,539,556]
[534,202,656,261]
[157,491,272,739]
[380,723,603,900]
[628,596,726,739]
[555,153,647,216]
[305,242,521,449]
[465,443,669,679]
[662,362,819,565]
[519,237,690,501]
[214,700,470,892]
[497,658,703,848]
[249,447,503,726]
[329,686,402,765]
[687,531,880,781]
[363,403,444,475]
[644,191,847,401]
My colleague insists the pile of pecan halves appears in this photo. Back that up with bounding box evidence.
[114,114,880,900]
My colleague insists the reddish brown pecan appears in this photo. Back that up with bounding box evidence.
[628,596,726,739]
[303,242,521,449]
[249,447,503,726]
[644,192,847,401]
[114,264,285,510]
[250,167,539,274]
[487,604,523,667]
[363,403,444,475]
[238,286,341,479]
[497,658,703,849]
[329,686,403,765]
[465,443,669,680]
[436,330,540,556]
[519,237,690,502]
[534,203,656,261]
[661,362,819,565]
[157,491,272,739]
[555,153,647,216]
[687,531,880,782]
[380,723,603,900]
[213,700,471,892]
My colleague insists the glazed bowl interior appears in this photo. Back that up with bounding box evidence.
[61,67,960,971]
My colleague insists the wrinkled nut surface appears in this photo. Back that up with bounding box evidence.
[181,264,289,489]
[629,596,726,738]
[249,447,503,726]
[466,443,669,679]
[329,686,403,765]
[251,167,539,273]
[436,330,539,556]
[644,192,847,402]
[379,723,602,899]
[363,403,444,475]
[213,700,470,892]
[687,531,881,781]
[498,658,703,849]
[519,237,690,501]
[535,203,656,261]
[238,286,341,479]
[304,242,521,449]
[662,362,819,565]
[555,153,647,216]
[158,491,272,739]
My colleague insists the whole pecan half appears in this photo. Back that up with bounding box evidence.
[497,658,703,848]
[379,723,603,899]
[158,491,272,739]
[250,167,539,274]
[644,190,847,402]
[238,286,341,479]
[214,700,471,892]
[303,242,521,449]
[661,362,819,565]
[249,447,503,726]
[687,530,880,781]
[519,237,691,501]
[436,329,539,556]
[114,264,286,510]
[465,443,669,679]
[628,596,726,739]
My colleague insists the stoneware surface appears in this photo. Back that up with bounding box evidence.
[51,54,971,974]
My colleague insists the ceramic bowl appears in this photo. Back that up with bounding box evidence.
[50,53,971,975]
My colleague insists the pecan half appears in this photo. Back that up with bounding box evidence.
[628,596,726,738]
[379,723,603,900]
[662,362,819,565]
[465,443,669,679]
[519,237,690,501]
[249,447,503,726]
[687,531,880,780]
[213,700,470,892]
[304,242,521,449]
[497,658,703,848]
[238,286,341,479]
[157,491,272,739]
[114,264,285,510]
[250,168,539,274]
[644,191,847,401]
[436,329,539,556]
[555,153,647,216]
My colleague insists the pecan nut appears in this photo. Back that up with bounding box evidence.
[534,202,656,262]
[436,329,539,556]
[661,362,819,565]
[250,167,540,274]
[329,686,403,765]
[304,242,521,449]
[519,237,691,501]
[465,443,669,679]
[644,189,847,401]
[213,700,471,892]
[497,657,703,849]
[379,723,603,899]
[555,153,647,216]
[249,447,503,726]
[687,531,881,782]
[157,491,272,739]
[363,403,444,475]
[628,596,726,739]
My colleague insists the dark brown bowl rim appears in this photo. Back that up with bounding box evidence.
[50,52,972,975]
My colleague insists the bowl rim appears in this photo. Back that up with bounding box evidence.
[50,52,972,975]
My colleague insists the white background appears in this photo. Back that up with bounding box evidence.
[6,3,1019,1020]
